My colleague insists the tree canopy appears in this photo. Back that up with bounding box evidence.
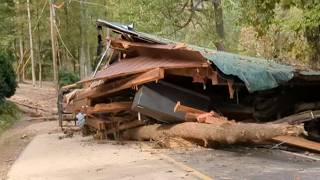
[0,0,319,84]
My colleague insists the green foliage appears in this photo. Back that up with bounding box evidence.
[0,51,17,100]
[0,0,15,48]
[239,0,320,66]
[0,100,21,134]
[58,69,80,88]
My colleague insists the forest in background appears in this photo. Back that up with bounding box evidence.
[0,0,319,86]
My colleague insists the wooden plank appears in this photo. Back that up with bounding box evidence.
[166,68,227,85]
[272,136,320,153]
[64,98,90,112]
[166,68,209,78]
[86,102,132,114]
[174,101,206,114]
[77,68,164,99]
[61,83,79,90]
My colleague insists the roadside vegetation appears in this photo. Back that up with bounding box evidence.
[0,101,21,135]
[0,50,19,134]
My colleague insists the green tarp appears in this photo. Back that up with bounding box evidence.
[201,51,295,92]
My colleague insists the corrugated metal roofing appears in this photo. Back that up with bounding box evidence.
[91,56,208,82]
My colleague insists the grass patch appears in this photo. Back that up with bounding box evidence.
[0,100,22,135]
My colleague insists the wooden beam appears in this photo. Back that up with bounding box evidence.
[64,98,90,112]
[77,68,164,99]
[86,102,132,114]
[272,136,320,153]
[174,101,230,125]
[166,67,231,86]
[174,101,206,114]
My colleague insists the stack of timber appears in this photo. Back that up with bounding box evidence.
[59,19,320,151]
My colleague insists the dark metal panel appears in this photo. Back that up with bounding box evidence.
[132,82,210,123]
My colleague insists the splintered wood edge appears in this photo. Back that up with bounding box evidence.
[174,101,181,112]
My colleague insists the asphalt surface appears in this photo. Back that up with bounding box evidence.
[7,133,201,180]
[6,131,320,180]
[166,146,320,180]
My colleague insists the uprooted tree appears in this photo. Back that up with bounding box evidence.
[122,120,304,146]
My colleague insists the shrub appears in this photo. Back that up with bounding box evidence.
[0,51,17,101]
[58,69,80,88]
[0,101,21,134]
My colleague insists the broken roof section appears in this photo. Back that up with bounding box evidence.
[95,19,319,92]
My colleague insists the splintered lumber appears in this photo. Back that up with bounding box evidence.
[174,101,229,124]
[122,122,304,145]
[86,102,132,114]
[272,136,320,153]
[174,101,204,114]
[77,68,164,99]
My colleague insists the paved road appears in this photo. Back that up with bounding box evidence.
[7,134,202,180]
[167,146,320,180]
[7,132,320,180]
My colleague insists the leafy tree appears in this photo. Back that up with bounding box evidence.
[239,0,320,65]
[58,69,79,88]
[0,51,17,101]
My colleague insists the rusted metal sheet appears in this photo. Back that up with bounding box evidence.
[77,68,165,99]
[88,56,208,82]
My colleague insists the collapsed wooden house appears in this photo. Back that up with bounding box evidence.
[59,19,320,150]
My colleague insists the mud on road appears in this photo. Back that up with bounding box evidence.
[0,81,59,180]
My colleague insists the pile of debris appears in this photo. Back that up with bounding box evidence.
[59,19,320,151]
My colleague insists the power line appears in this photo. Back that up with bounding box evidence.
[69,0,107,8]
[33,0,48,32]
[54,22,77,60]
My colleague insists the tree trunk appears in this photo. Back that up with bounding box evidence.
[122,122,303,145]
[213,0,225,51]
[305,26,320,66]
[27,0,36,86]
[79,0,90,78]
[63,0,71,68]
[18,37,24,83]
[50,0,58,83]
[86,43,91,75]
[36,2,42,88]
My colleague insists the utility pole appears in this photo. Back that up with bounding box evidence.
[27,0,36,86]
[50,0,58,83]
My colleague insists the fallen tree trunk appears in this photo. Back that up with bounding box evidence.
[122,122,304,145]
